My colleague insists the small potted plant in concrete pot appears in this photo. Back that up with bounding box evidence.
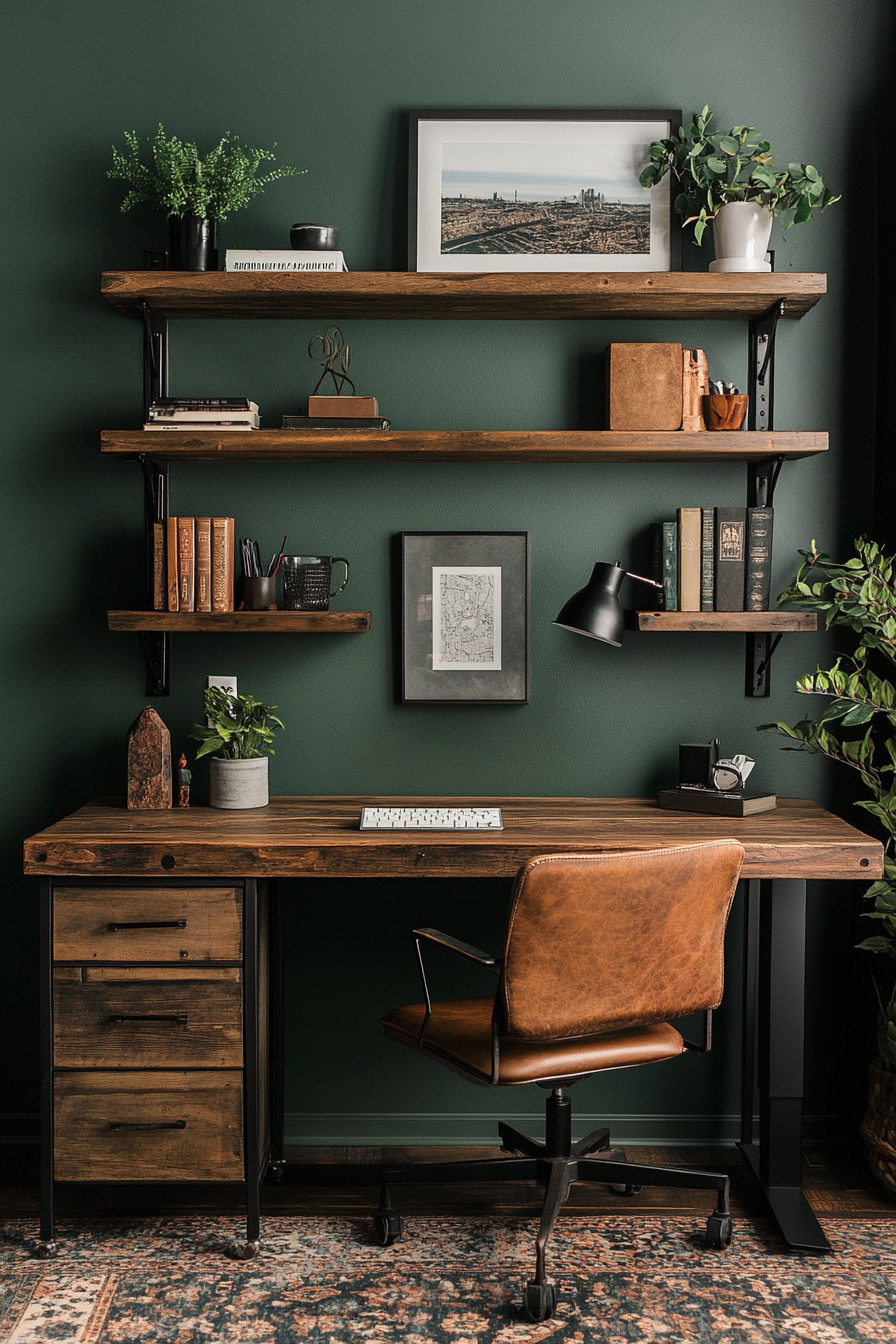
[760,538,896,1193]
[190,687,284,809]
[108,125,303,269]
[639,106,839,270]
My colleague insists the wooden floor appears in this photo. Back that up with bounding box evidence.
[3,1143,895,1221]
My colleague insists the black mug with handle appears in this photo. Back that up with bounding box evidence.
[281,556,350,611]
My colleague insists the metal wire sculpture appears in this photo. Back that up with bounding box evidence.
[309,325,356,396]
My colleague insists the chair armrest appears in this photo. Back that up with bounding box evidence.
[414,927,501,970]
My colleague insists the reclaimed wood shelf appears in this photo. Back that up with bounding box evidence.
[107,610,371,633]
[101,270,827,322]
[101,429,828,463]
[626,611,817,633]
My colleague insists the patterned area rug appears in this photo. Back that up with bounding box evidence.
[1,1214,895,1342]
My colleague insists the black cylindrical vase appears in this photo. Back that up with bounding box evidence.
[168,215,219,271]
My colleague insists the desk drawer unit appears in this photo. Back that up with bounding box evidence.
[40,878,272,1259]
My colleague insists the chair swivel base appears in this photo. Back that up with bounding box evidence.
[373,1090,733,1322]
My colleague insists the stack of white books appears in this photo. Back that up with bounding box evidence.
[144,398,260,432]
[225,250,347,272]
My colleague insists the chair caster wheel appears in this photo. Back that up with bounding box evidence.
[525,1281,556,1322]
[373,1211,403,1247]
[227,1240,260,1261]
[706,1213,733,1248]
[36,1241,57,1260]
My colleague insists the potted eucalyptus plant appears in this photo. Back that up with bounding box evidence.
[639,107,839,271]
[190,687,285,809]
[108,125,303,270]
[760,538,896,1193]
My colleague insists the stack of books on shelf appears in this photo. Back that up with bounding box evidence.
[153,517,235,612]
[225,250,348,272]
[144,398,260,431]
[650,507,773,612]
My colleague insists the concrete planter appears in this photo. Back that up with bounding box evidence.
[209,756,269,810]
[709,202,773,273]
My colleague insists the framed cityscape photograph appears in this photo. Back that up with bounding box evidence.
[401,532,530,704]
[409,109,680,273]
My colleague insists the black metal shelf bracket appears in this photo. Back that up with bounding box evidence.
[748,299,784,433]
[141,301,169,421]
[139,454,170,696]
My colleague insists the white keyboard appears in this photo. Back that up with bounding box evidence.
[359,806,504,830]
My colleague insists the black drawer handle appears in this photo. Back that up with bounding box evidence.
[108,1120,187,1131]
[107,920,188,931]
[108,1014,189,1024]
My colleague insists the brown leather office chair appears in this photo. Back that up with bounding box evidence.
[375,840,744,1322]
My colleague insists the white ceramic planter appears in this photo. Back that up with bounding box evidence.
[209,756,269,809]
[708,202,773,273]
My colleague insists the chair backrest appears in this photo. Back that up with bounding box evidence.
[497,841,744,1040]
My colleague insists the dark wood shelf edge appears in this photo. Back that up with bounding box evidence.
[626,611,817,632]
[107,611,372,632]
[100,429,829,463]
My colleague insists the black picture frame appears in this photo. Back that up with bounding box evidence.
[409,108,681,273]
[401,532,530,704]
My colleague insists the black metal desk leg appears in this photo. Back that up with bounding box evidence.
[38,879,57,1259]
[740,879,759,1147]
[268,878,286,1179]
[229,879,261,1261]
[738,878,831,1252]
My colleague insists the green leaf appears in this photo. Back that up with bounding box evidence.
[841,704,877,726]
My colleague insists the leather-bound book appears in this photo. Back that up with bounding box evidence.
[682,349,709,431]
[662,520,678,611]
[166,517,179,612]
[606,343,682,430]
[746,507,774,611]
[700,508,714,611]
[177,516,195,612]
[714,507,747,610]
[212,517,235,612]
[153,522,166,610]
[195,517,212,613]
[677,507,702,611]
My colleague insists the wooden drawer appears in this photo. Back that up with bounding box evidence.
[54,1071,244,1180]
[53,968,242,1068]
[53,887,242,962]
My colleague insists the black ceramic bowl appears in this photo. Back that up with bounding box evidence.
[290,223,340,251]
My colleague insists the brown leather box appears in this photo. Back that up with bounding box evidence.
[607,343,683,430]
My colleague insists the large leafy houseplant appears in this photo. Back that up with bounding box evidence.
[760,538,896,1079]
[108,125,302,221]
[639,106,839,244]
[190,688,284,760]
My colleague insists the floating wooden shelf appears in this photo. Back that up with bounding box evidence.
[101,270,827,322]
[101,429,828,463]
[626,611,817,633]
[107,610,372,633]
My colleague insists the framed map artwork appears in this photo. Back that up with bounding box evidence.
[401,532,530,704]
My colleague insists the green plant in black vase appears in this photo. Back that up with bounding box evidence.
[759,538,896,1190]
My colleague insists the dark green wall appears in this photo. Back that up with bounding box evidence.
[2,0,890,1143]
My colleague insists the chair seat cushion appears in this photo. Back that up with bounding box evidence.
[380,997,685,1086]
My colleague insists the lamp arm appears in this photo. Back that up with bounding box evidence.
[625,570,663,590]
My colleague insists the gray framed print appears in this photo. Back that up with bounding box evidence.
[401,532,530,704]
[409,108,681,273]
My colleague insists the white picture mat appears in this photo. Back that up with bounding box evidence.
[415,117,671,273]
[431,566,502,670]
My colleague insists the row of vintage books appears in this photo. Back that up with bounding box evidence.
[650,507,773,612]
[153,517,235,612]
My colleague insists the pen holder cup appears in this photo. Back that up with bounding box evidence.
[281,556,349,611]
[703,394,748,431]
[241,576,278,610]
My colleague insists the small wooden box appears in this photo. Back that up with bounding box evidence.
[307,395,379,417]
[607,343,682,430]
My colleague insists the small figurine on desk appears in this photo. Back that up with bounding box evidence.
[177,753,192,808]
[280,324,387,429]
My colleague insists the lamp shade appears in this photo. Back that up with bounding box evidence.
[553,562,626,646]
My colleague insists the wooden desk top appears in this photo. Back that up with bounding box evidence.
[23,796,882,882]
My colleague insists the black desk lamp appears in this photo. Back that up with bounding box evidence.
[553,561,663,647]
